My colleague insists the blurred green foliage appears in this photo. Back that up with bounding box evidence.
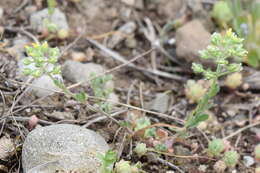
[212,0,260,67]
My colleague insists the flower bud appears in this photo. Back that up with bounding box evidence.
[58,29,69,39]
[214,160,226,173]
[115,160,131,173]
[134,143,147,157]
[22,58,32,65]
[208,139,225,157]
[22,68,32,76]
[225,72,242,89]
[192,63,204,73]
[223,150,239,167]
[185,80,207,104]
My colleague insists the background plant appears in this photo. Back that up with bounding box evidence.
[90,73,113,113]
[212,0,260,67]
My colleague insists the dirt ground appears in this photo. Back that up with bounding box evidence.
[0,0,260,173]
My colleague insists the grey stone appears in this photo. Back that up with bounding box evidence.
[30,8,69,32]
[107,21,136,48]
[175,20,211,64]
[62,60,105,85]
[62,60,118,103]
[146,93,170,113]
[22,124,109,173]
[30,75,62,98]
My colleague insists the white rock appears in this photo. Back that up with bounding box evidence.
[22,124,109,173]
[30,8,69,32]
[243,155,255,167]
[30,75,62,98]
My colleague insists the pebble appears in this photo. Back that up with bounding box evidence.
[62,60,115,89]
[146,93,170,113]
[107,21,136,48]
[243,155,255,167]
[175,20,211,64]
[22,124,109,173]
[62,60,106,85]
[30,74,62,98]
[70,51,87,62]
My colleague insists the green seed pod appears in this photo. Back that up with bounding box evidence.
[22,58,32,65]
[22,68,32,76]
[134,143,147,157]
[185,80,207,104]
[225,72,242,89]
[48,57,58,64]
[213,160,226,173]
[115,160,131,173]
[223,150,239,167]
[208,139,225,157]
[32,70,42,78]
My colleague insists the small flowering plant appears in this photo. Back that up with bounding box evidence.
[22,42,87,103]
[185,29,247,129]
[23,42,61,78]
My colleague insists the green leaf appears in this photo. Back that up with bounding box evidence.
[22,68,32,76]
[192,63,204,73]
[251,2,260,25]
[53,78,64,88]
[186,114,209,129]
[144,128,156,138]
[99,150,117,173]
[155,144,167,152]
[247,48,259,68]
[119,121,131,128]
[74,92,87,103]
[134,117,151,132]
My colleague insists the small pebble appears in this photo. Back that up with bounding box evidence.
[243,155,255,167]
[71,51,88,62]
